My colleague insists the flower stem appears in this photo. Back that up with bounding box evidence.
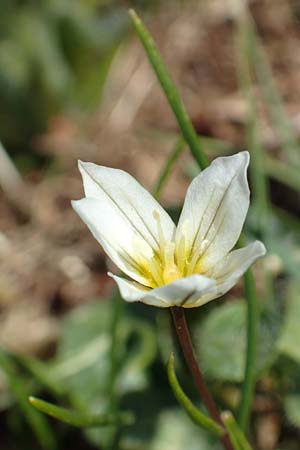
[170,306,234,450]
[107,291,124,449]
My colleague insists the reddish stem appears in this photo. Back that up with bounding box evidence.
[171,306,234,450]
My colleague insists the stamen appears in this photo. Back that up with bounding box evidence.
[164,241,175,270]
[131,235,157,287]
[148,256,164,286]
[176,220,189,273]
[163,242,181,284]
[186,239,209,275]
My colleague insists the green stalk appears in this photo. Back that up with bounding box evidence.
[265,156,300,191]
[235,14,270,236]
[129,10,209,170]
[234,19,264,429]
[236,258,258,431]
[167,352,225,437]
[222,412,253,450]
[251,24,300,167]
[107,291,124,449]
[153,137,185,199]
[0,350,57,450]
[29,397,133,428]
[235,11,274,431]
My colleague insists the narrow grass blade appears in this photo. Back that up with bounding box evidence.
[129,9,209,170]
[248,17,300,166]
[222,412,253,450]
[29,396,134,428]
[107,290,124,450]
[234,11,268,432]
[235,243,258,432]
[15,354,65,397]
[153,137,185,199]
[167,353,225,437]
[265,156,300,191]
[235,13,270,236]
[0,349,57,450]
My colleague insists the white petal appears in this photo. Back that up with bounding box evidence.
[176,152,250,271]
[203,240,266,303]
[72,162,175,286]
[72,197,153,286]
[78,161,175,251]
[110,273,217,308]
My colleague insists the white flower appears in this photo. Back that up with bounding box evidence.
[72,151,266,308]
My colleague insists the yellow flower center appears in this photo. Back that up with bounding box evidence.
[134,210,207,288]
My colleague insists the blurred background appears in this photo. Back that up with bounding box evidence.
[1,0,300,449]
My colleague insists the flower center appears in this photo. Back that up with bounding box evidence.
[133,211,207,288]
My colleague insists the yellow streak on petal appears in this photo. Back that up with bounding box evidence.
[128,210,210,289]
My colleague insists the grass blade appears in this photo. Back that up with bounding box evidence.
[153,137,185,199]
[29,396,133,428]
[248,17,300,166]
[129,9,209,170]
[0,349,57,450]
[167,353,225,437]
[222,411,253,450]
[235,13,270,236]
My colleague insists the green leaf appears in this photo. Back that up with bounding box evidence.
[149,408,221,450]
[0,349,57,450]
[17,10,72,96]
[251,209,300,278]
[277,283,300,363]
[284,394,300,428]
[29,396,133,428]
[16,354,65,397]
[196,300,278,382]
[53,300,156,399]
[167,353,224,437]
[50,299,156,447]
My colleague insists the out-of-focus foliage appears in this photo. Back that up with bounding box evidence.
[196,300,278,383]
[0,0,128,152]
[1,1,300,449]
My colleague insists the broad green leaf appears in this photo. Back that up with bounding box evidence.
[284,394,300,428]
[50,299,156,447]
[277,283,300,363]
[196,300,278,382]
[149,408,221,450]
